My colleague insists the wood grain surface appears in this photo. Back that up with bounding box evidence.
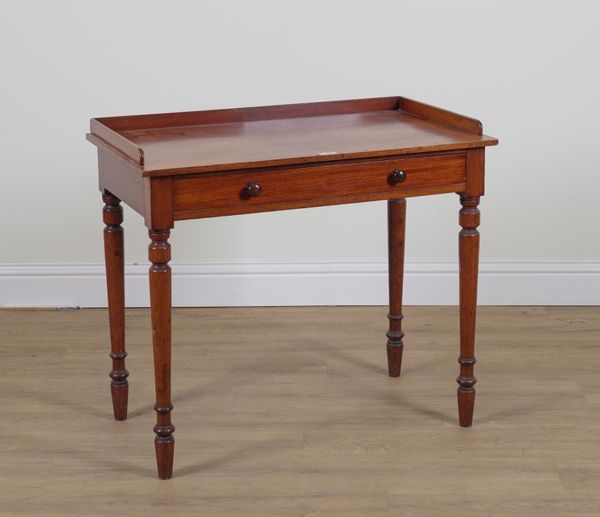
[88,97,497,176]
[172,153,466,220]
[2,306,599,516]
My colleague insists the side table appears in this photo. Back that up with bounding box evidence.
[87,96,498,479]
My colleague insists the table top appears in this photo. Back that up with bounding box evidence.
[87,97,498,177]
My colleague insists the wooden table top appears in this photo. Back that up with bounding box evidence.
[87,96,498,177]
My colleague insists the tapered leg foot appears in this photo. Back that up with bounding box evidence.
[457,387,476,427]
[387,199,406,377]
[155,435,175,480]
[386,340,404,377]
[110,378,129,421]
[103,192,129,421]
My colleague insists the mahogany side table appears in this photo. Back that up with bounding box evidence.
[87,97,498,479]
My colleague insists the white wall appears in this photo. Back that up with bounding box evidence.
[2,0,600,306]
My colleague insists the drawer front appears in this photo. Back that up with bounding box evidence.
[173,153,466,219]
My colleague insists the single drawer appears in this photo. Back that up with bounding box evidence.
[173,153,466,219]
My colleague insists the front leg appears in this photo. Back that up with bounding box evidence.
[102,191,128,420]
[457,194,480,427]
[149,228,175,479]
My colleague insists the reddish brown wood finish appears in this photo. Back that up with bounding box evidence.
[456,148,485,427]
[98,149,146,217]
[148,229,175,479]
[102,192,128,421]
[457,194,480,426]
[173,153,465,220]
[89,97,498,479]
[387,199,406,377]
[398,97,484,135]
[87,96,497,176]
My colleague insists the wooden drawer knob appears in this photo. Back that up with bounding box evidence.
[242,182,262,198]
[389,169,407,184]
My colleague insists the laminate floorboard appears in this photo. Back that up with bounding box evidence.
[1,306,599,516]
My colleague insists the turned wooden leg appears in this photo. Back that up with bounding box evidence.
[457,194,480,427]
[387,198,406,377]
[149,228,175,479]
[102,191,128,421]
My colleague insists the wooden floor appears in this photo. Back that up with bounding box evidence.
[2,306,600,516]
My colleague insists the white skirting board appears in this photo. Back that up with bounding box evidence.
[0,261,599,308]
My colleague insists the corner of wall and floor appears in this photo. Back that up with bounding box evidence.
[1,260,599,308]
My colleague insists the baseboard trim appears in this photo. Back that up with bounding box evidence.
[1,261,599,307]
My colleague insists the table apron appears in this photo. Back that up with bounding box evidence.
[172,152,467,220]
